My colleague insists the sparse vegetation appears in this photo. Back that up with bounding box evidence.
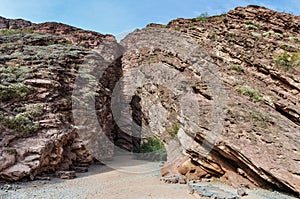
[225,31,235,37]
[166,123,180,138]
[44,39,73,46]
[246,21,261,29]
[0,65,33,84]
[1,112,39,137]
[79,42,90,48]
[64,40,73,45]
[235,85,263,102]
[144,56,160,63]
[273,51,300,71]
[251,32,262,37]
[0,29,22,35]
[210,14,226,22]
[262,30,274,37]
[133,137,167,161]
[230,65,244,73]
[240,111,274,128]
[196,12,209,22]
[188,22,195,27]
[289,36,300,43]
[280,43,299,52]
[262,31,283,37]
[0,29,34,35]
[14,104,44,117]
[0,83,32,101]
[3,148,17,155]
[0,104,43,137]
[209,33,216,40]
[134,137,165,153]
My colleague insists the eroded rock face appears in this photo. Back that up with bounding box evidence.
[0,5,299,197]
[0,18,127,180]
[0,31,92,181]
[123,5,300,196]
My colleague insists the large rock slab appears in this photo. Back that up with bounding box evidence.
[120,6,300,197]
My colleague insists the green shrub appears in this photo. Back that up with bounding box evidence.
[79,42,90,48]
[229,65,244,73]
[23,29,34,34]
[166,123,180,138]
[196,12,209,22]
[262,31,283,37]
[274,51,300,71]
[240,111,274,129]
[0,29,22,35]
[0,83,31,101]
[289,36,300,43]
[0,65,33,83]
[262,30,275,37]
[133,137,167,161]
[209,33,216,40]
[0,29,34,35]
[1,112,39,137]
[15,104,44,117]
[246,21,261,29]
[64,40,73,45]
[135,137,164,152]
[251,32,262,37]
[235,85,263,102]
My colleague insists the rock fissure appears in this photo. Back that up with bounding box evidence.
[0,5,299,197]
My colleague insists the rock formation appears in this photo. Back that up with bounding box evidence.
[0,20,123,180]
[0,5,299,197]
[154,5,300,196]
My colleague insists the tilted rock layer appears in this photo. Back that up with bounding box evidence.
[0,5,299,197]
[152,5,299,196]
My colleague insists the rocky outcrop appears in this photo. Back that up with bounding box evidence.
[0,31,92,181]
[0,17,31,29]
[0,5,299,197]
[0,26,121,182]
[30,22,115,48]
[0,16,129,180]
[144,5,300,196]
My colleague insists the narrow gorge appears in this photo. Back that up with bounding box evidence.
[0,5,299,198]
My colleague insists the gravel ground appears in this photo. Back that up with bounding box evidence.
[0,155,297,199]
[0,156,197,199]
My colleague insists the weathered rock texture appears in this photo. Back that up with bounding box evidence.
[146,5,300,196]
[0,17,32,29]
[0,5,299,197]
[0,20,124,181]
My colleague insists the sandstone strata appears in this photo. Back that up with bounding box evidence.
[0,5,299,197]
[0,20,123,180]
[150,5,299,196]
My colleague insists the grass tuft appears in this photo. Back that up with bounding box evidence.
[235,85,263,102]
[273,51,300,71]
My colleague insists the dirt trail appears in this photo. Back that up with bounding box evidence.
[0,156,197,199]
[0,155,296,199]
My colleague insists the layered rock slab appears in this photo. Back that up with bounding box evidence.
[124,5,300,196]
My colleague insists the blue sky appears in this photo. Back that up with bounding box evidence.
[0,0,299,37]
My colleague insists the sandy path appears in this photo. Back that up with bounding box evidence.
[0,156,197,199]
[1,155,295,199]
